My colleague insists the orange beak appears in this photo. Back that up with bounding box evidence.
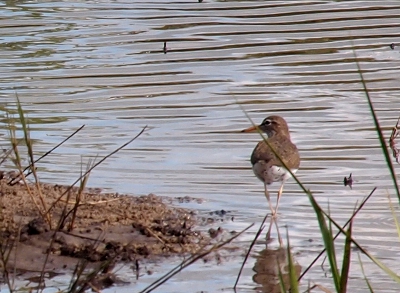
[241,125,258,133]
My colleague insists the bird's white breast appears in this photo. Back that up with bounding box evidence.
[253,161,297,185]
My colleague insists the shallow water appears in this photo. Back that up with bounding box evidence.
[2,0,400,292]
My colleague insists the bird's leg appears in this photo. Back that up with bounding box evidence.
[264,183,276,216]
[266,215,282,244]
[266,216,273,240]
[274,182,285,215]
[272,217,283,247]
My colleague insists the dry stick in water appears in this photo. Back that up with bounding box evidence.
[234,213,269,289]
[298,187,377,281]
[139,224,254,293]
[37,127,147,291]
[389,116,400,164]
[9,124,85,186]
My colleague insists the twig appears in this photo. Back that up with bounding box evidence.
[139,224,254,293]
[0,146,15,166]
[68,157,95,231]
[389,116,400,164]
[44,126,147,217]
[234,214,269,289]
[298,187,376,281]
[8,125,85,185]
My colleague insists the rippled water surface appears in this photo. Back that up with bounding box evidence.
[2,0,400,292]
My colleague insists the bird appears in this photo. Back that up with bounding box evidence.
[242,115,300,216]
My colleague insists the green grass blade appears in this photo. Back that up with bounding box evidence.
[308,194,340,291]
[339,219,352,293]
[286,230,299,293]
[6,113,21,168]
[358,253,374,293]
[362,249,400,283]
[15,94,34,163]
[387,193,400,241]
[352,47,400,202]
[321,207,400,283]
[277,260,287,293]
[299,188,376,282]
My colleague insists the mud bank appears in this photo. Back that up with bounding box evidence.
[0,173,206,277]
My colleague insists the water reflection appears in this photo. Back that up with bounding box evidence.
[253,246,301,293]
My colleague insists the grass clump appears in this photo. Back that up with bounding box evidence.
[281,52,400,292]
[235,49,400,292]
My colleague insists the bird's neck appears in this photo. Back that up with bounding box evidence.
[265,130,275,137]
[267,131,291,139]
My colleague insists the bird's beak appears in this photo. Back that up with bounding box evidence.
[241,125,258,133]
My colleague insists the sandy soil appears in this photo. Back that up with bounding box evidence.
[0,170,206,287]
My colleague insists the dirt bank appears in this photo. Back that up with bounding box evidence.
[0,171,206,278]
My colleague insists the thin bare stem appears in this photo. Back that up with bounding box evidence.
[44,126,147,216]
[139,224,254,293]
[0,147,14,166]
[68,157,95,231]
[298,187,376,281]
[9,124,85,186]
[234,214,269,289]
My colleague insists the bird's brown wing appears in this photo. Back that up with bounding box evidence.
[250,137,300,169]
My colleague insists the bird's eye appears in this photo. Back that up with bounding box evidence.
[263,119,271,125]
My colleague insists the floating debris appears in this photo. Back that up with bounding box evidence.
[390,116,400,164]
[135,259,140,280]
[163,41,167,54]
[208,227,222,238]
[390,43,396,50]
[344,173,353,189]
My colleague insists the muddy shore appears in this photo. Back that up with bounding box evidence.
[0,171,209,284]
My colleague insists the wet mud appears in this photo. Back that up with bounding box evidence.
[0,172,206,280]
